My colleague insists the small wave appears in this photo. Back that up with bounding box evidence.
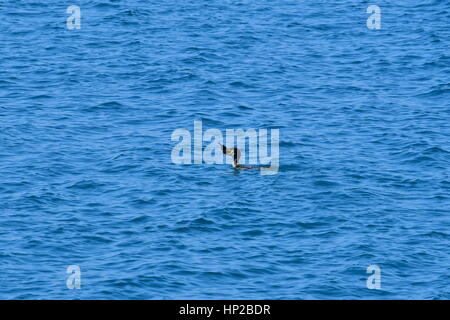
[67,180,106,190]
[416,83,450,97]
[237,105,254,111]
[313,180,340,187]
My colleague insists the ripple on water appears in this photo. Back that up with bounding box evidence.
[0,0,449,300]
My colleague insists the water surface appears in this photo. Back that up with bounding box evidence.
[0,0,449,299]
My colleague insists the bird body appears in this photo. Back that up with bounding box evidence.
[220,144,254,169]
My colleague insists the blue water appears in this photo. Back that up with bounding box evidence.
[1,0,449,300]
